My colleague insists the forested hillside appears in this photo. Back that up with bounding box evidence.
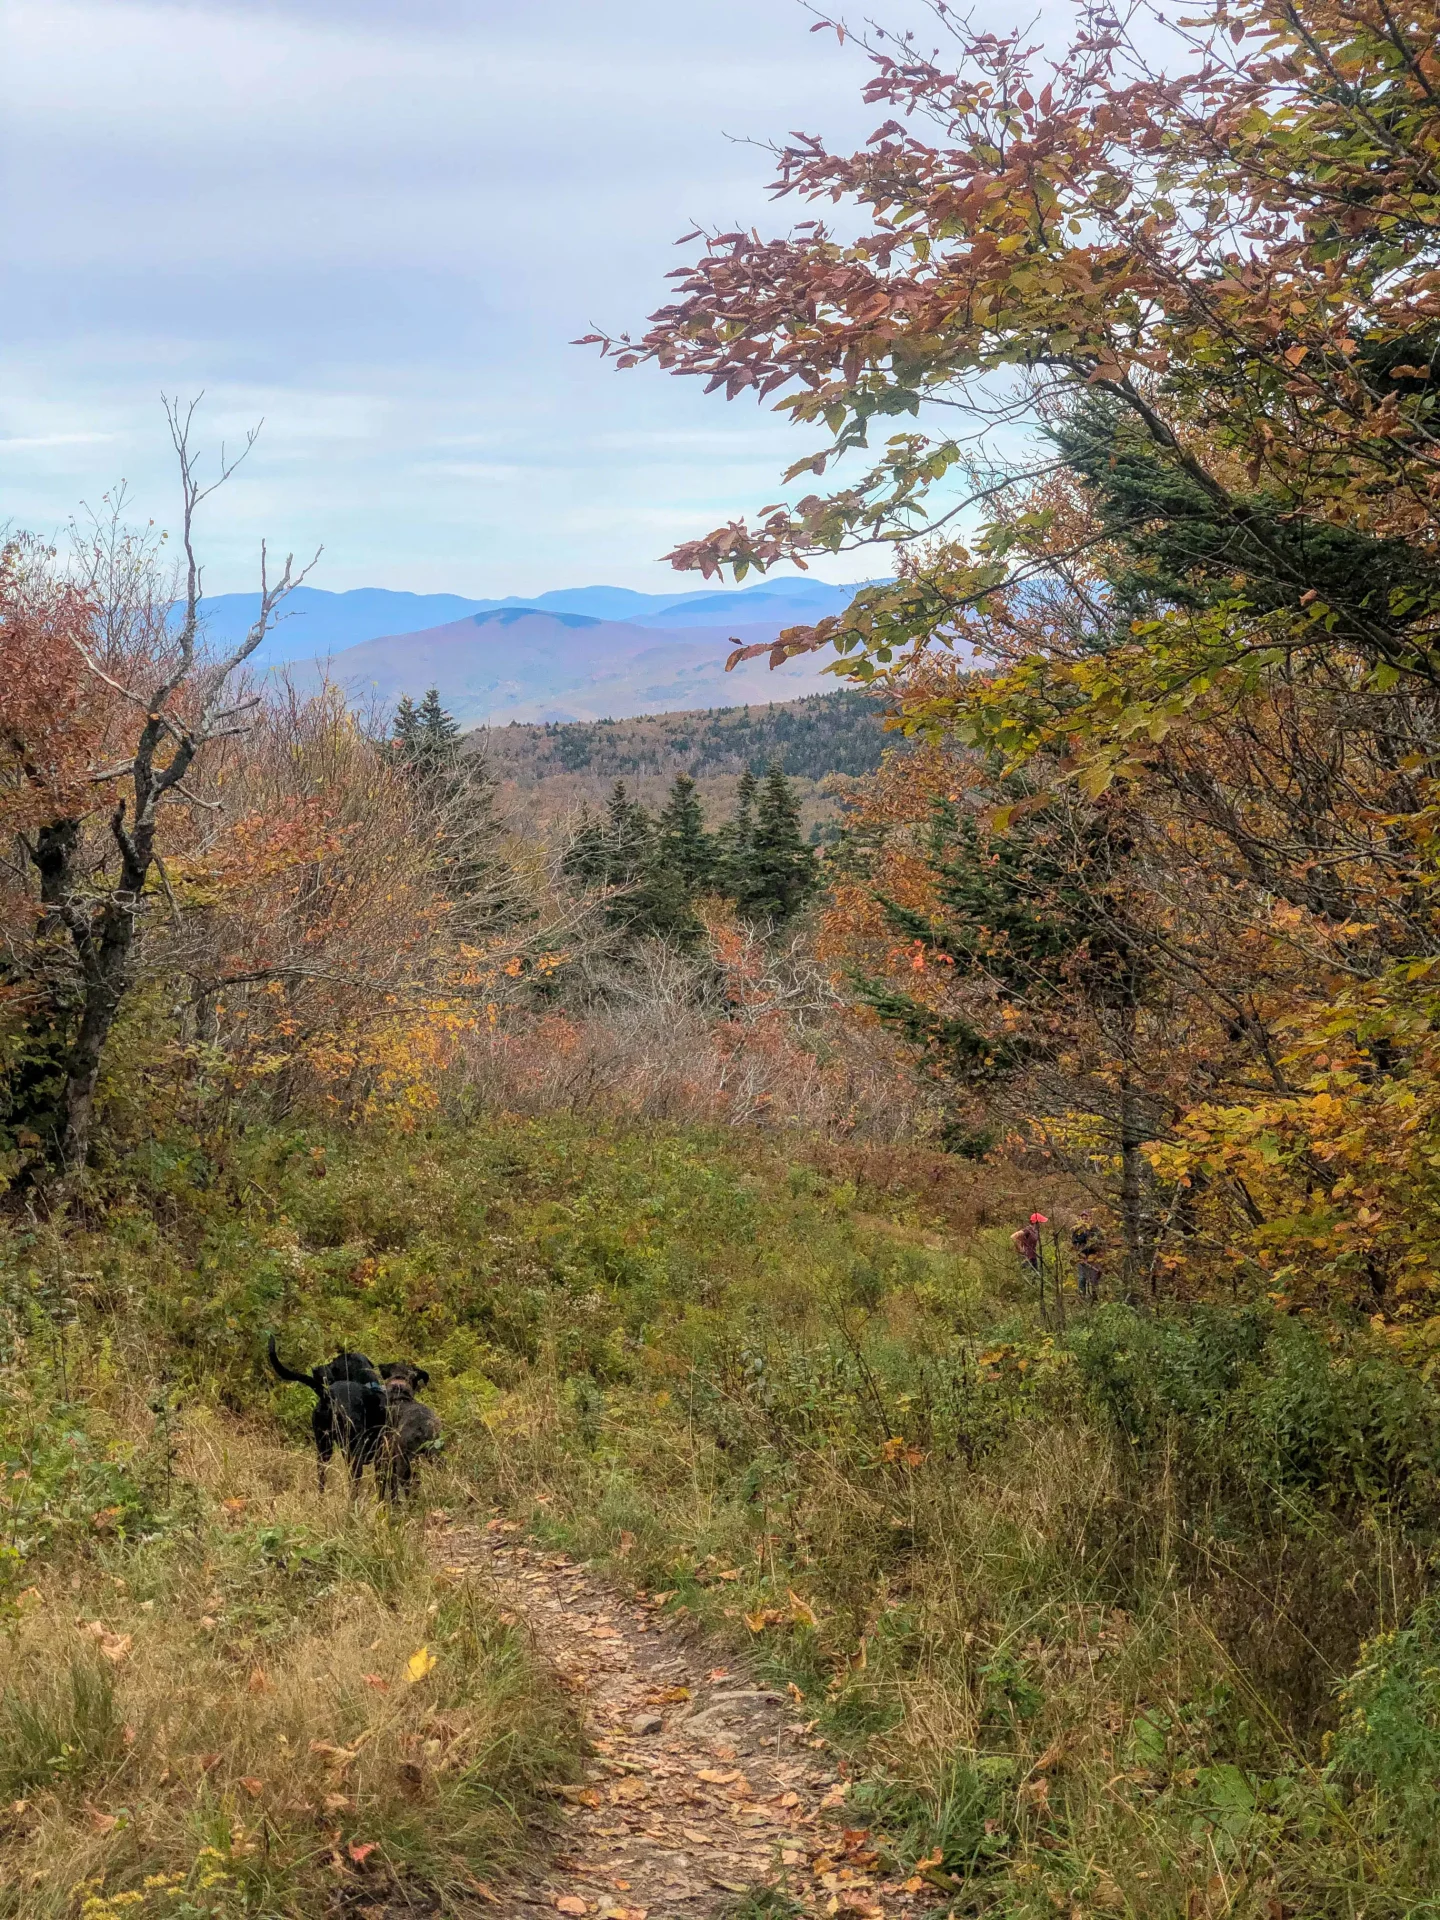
[10,2,1440,1916]
[482,689,893,782]
[479,689,898,835]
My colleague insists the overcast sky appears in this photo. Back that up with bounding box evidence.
[3,0,1021,596]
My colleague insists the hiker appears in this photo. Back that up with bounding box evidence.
[1011,1219,1041,1272]
[1071,1212,1104,1300]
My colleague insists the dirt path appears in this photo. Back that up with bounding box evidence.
[438,1519,929,1920]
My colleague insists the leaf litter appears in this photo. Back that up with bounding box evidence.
[438,1516,933,1920]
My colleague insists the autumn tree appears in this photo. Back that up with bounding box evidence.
[0,404,313,1175]
[598,0,1440,1311]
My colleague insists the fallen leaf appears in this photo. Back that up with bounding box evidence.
[15,1588,41,1611]
[221,1496,248,1515]
[309,1742,359,1767]
[83,1803,118,1832]
[716,1568,741,1582]
[98,1632,132,1665]
[787,1590,819,1628]
[199,1616,218,1631]
[405,1645,436,1684]
[550,1783,601,1807]
[247,1668,272,1694]
[555,1899,587,1917]
[197,1753,223,1774]
[617,1531,636,1556]
[696,1768,739,1785]
[239,1777,266,1797]
[362,1673,390,1693]
[348,1842,379,1866]
[786,1680,805,1704]
[91,1507,122,1532]
[323,1793,353,1813]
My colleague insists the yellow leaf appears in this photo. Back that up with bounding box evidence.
[405,1645,437,1684]
[787,1589,819,1628]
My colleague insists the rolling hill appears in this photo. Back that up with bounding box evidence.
[287,606,851,725]
[478,689,908,840]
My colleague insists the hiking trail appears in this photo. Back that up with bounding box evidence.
[436,1518,931,1920]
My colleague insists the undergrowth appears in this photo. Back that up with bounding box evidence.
[4,1113,1440,1915]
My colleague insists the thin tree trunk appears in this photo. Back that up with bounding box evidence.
[60,903,136,1172]
[1119,1076,1148,1302]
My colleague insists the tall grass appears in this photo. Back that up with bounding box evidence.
[0,1397,577,1918]
[6,1112,1440,1913]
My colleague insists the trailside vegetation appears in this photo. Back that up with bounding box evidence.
[609,0,1440,1320]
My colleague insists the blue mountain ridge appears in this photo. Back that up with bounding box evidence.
[187,578,877,670]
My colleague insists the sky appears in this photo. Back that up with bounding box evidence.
[2,0,1009,597]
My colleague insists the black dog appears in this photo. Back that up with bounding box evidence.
[378,1376,443,1503]
[267,1336,389,1494]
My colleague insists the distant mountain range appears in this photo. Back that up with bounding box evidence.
[195,578,870,671]
[188,578,879,725]
[283,608,848,726]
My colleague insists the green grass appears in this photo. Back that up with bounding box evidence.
[5,1112,1440,1914]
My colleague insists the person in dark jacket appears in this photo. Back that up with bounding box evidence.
[1071,1213,1104,1301]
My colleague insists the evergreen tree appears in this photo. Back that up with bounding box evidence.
[393,688,515,931]
[736,761,817,925]
[562,782,656,927]
[654,773,716,895]
[415,686,462,774]
[716,767,758,899]
[565,779,717,947]
[392,693,420,761]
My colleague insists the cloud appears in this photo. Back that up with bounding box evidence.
[0,0,1008,593]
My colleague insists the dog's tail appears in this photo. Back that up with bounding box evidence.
[267,1332,322,1395]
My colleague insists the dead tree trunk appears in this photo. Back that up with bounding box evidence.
[16,398,315,1176]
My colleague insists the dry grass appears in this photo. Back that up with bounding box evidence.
[0,1400,579,1919]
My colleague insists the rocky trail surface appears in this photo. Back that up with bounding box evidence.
[437,1519,934,1920]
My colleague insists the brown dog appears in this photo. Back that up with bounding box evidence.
[378,1376,442,1502]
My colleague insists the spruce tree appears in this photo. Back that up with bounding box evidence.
[716,767,758,900]
[655,773,716,894]
[415,686,462,777]
[737,761,817,925]
[562,781,655,923]
[392,693,420,760]
[394,688,515,930]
